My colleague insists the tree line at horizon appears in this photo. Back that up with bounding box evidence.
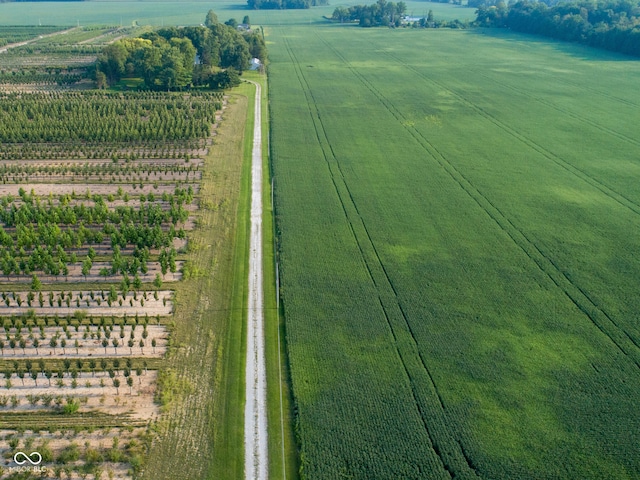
[475,0,640,56]
[331,0,467,28]
[332,0,407,26]
[96,10,267,90]
[248,0,328,10]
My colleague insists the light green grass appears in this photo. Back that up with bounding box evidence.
[0,1,476,26]
[269,24,640,479]
[140,89,250,480]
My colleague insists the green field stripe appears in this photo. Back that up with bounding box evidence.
[317,33,640,370]
[282,32,472,479]
[470,68,640,149]
[276,31,450,478]
[310,30,484,480]
[377,48,640,221]
[374,50,640,353]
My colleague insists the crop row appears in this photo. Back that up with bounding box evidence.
[0,56,97,70]
[1,364,153,384]
[0,26,64,46]
[0,199,189,230]
[0,162,200,177]
[0,91,222,143]
[2,321,164,340]
[0,72,86,86]
[0,142,206,161]
[0,324,166,358]
[1,261,183,286]
[8,44,103,55]
[0,171,200,185]
[6,322,162,340]
[0,357,160,376]
[1,312,166,334]
[1,218,181,258]
[0,158,204,168]
[2,185,194,207]
[0,411,143,430]
[0,292,171,317]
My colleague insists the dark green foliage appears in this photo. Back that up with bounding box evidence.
[97,36,196,90]
[244,32,268,63]
[475,0,640,56]
[208,68,241,90]
[207,22,252,71]
[97,13,261,89]
[0,91,219,143]
[332,0,407,27]
[248,0,328,9]
[224,18,239,29]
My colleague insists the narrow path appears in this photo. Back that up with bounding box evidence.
[244,80,269,480]
[0,27,77,54]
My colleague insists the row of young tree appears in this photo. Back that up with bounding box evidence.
[0,199,189,228]
[0,92,219,143]
[0,240,178,278]
[332,0,407,26]
[475,0,640,56]
[96,11,267,90]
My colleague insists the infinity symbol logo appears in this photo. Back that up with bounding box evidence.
[13,451,42,465]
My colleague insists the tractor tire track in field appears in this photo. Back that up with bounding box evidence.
[388,52,640,220]
[377,51,640,355]
[465,68,640,213]
[282,32,480,480]
[470,69,640,151]
[319,37,640,369]
[550,77,640,110]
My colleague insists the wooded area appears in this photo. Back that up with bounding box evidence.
[247,0,328,10]
[475,0,640,56]
[96,11,266,89]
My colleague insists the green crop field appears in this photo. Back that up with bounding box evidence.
[3,1,639,479]
[268,24,640,479]
[0,0,475,27]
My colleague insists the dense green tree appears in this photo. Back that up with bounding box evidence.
[209,68,242,90]
[475,0,640,56]
[204,9,219,27]
[333,0,408,27]
[96,42,128,85]
[225,18,239,28]
[96,15,261,87]
[244,32,268,62]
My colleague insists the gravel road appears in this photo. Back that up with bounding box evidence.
[245,80,269,480]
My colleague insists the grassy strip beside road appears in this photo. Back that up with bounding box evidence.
[250,67,301,480]
[141,91,249,480]
[241,71,299,480]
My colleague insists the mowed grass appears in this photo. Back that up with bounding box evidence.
[140,91,249,480]
[268,25,640,479]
